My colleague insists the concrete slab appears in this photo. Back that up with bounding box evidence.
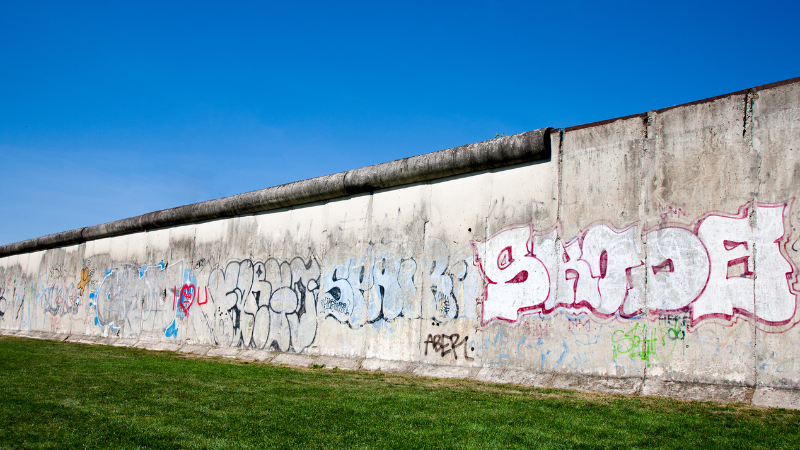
[145,342,181,352]
[108,338,139,348]
[178,344,211,355]
[752,387,800,410]
[641,379,753,403]
[413,364,480,380]
[361,358,417,373]
[316,355,362,371]
[133,341,150,349]
[271,353,317,367]
[63,334,100,345]
[50,333,69,342]
[475,367,554,388]
[30,332,54,340]
[92,337,114,346]
[550,374,643,395]
[206,347,242,358]
[238,349,274,362]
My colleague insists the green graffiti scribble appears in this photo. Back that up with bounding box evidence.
[611,321,685,364]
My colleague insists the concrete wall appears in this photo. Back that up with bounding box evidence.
[2,78,800,409]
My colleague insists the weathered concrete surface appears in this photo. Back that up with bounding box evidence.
[751,80,800,392]
[550,373,643,395]
[237,349,274,362]
[50,333,69,342]
[179,344,211,356]
[361,358,418,373]
[474,367,554,388]
[644,92,757,388]
[413,364,481,380]
[2,77,800,409]
[642,379,754,404]
[206,347,242,359]
[63,334,99,345]
[272,353,317,367]
[753,387,800,409]
[144,341,181,352]
[316,355,363,371]
[108,338,138,348]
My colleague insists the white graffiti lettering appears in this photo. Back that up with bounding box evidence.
[475,201,799,330]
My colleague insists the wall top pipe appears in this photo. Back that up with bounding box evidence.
[0,127,553,257]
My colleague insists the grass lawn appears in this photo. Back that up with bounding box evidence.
[1,336,798,449]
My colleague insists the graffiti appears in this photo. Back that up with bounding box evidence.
[175,269,200,318]
[611,320,686,363]
[474,224,552,322]
[475,201,800,331]
[425,241,482,323]
[428,253,480,322]
[206,256,320,352]
[77,261,95,297]
[758,351,796,374]
[164,268,204,339]
[35,271,80,317]
[657,313,691,329]
[322,254,416,327]
[423,333,474,361]
[323,258,367,326]
[7,278,26,325]
[521,321,551,339]
[2,193,800,386]
[567,350,589,370]
[165,319,178,338]
[658,204,687,220]
[472,328,511,366]
[90,261,178,336]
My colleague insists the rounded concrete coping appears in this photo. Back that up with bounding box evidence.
[0,128,552,257]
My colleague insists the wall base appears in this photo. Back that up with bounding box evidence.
[4,330,797,410]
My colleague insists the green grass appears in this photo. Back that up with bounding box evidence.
[1,336,798,449]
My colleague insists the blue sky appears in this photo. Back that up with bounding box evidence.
[1,1,798,245]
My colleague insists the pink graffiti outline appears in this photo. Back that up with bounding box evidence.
[473,199,800,332]
[473,222,552,325]
[681,200,799,331]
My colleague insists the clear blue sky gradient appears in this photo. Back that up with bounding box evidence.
[1,1,798,245]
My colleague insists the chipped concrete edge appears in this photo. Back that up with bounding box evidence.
[0,128,552,257]
[3,330,798,410]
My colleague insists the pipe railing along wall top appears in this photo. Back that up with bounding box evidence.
[0,127,553,257]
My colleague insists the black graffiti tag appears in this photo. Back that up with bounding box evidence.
[423,333,474,361]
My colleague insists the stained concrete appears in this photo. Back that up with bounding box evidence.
[474,367,554,388]
[361,358,419,373]
[642,379,754,403]
[206,348,242,358]
[179,344,211,355]
[237,349,274,362]
[272,353,317,367]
